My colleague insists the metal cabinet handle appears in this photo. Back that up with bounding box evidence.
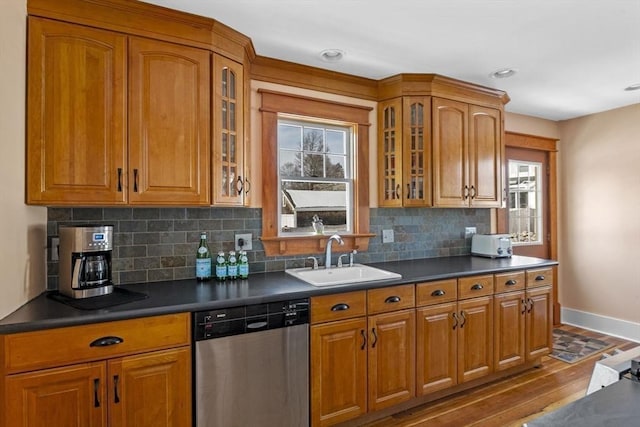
[395,184,401,199]
[133,169,139,192]
[94,378,100,408]
[463,185,469,200]
[90,336,124,347]
[506,279,517,286]
[521,298,527,314]
[431,289,445,297]
[236,176,244,194]
[471,283,484,290]
[452,312,458,330]
[330,303,350,312]
[459,311,467,328]
[535,275,545,281]
[360,329,367,350]
[113,375,120,404]
[527,298,534,313]
[470,185,476,199]
[117,168,122,192]
[384,296,401,304]
[244,178,251,194]
[371,328,378,348]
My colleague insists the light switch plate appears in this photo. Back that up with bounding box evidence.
[382,229,394,243]
[235,233,252,251]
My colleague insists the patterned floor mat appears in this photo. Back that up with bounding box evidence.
[550,328,614,363]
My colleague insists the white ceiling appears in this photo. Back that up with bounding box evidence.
[145,0,640,121]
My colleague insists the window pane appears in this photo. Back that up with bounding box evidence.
[281,181,348,234]
[508,160,543,245]
[303,153,324,177]
[278,124,302,150]
[280,151,301,177]
[303,127,324,152]
[326,130,346,154]
[326,155,347,178]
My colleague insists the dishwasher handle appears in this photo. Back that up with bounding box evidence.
[246,320,268,331]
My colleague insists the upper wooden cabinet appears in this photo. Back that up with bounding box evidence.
[432,98,503,208]
[128,37,211,205]
[378,97,432,207]
[212,54,247,206]
[27,18,212,206]
[26,17,128,205]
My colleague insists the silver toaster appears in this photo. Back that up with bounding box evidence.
[471,234,513,258]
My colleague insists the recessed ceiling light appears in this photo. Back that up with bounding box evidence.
[490,68,517,79]
[320,49,345,62]
[624,83,640,91]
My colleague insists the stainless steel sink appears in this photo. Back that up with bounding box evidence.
[285,264,401,286]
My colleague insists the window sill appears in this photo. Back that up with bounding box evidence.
[260,233,375,257]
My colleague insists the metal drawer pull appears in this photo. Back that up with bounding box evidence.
[117,168,122,192]
[431,289,445,297]
[384,296,401,304]
[452,312,458,330]
[471,283,484,290]
[371,328,378,348]
[90,336,124,348]
[360,329,367,350]
[114,375,120,404]
[506,279,517,286]
[460,311,467,328]
[535,275,545,281]
[133,169,139,192]
[330,303,350,312]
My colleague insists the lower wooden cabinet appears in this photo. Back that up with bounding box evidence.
[457,296,494,383]
[526,286,553,360]
[1,314,191,427]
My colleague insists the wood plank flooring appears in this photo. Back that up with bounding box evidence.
[362,325,637,427]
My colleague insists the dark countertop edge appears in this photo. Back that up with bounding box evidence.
[0,255,558,334]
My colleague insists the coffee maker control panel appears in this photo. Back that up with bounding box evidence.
[89,232,110,249]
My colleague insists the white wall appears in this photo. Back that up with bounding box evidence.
[0,0,48,319]
[557,104,640,340]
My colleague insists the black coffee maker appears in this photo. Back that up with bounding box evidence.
[59,225,113,299]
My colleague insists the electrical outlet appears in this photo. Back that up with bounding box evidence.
[51,237,60,261]
[382,229,394,243]
[235,233,253,251]
[465,227,477,238]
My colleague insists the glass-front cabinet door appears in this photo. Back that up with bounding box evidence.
[378,98,403,207]
[213,54,245,205]
[403,97,431,207]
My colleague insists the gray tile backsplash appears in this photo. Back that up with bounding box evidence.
[47,207,490,289]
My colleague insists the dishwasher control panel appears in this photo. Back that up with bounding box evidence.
[193,298,309,341]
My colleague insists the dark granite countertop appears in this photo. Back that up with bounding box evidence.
[0,255,557,334]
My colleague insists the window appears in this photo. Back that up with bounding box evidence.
[278,118,353,235]
[508,160,543,245]
[259,90,374,256]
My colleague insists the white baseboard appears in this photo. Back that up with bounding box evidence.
[561,307,640,343]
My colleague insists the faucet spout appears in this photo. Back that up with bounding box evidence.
[325,234,344,268]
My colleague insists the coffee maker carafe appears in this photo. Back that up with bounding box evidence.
[59,225,113,299]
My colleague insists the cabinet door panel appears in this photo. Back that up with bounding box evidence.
[402,97,432,207]
[4,362,107,427]
[311,318,367,427]
[458,296,493,383]
[213,54,245,205]
[469,105,501,207]
[368,310,415,411]
[494,291,526,371]
[432,97,468,207]
[378,98,403,207]
[27,17,127,204]
[416,303,457,395]
[526,286,553,360]
[108,347,191,427]
[128,37,210,205]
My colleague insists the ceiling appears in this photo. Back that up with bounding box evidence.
[145,0,640,121]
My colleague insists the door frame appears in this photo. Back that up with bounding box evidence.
[497,131,560,325]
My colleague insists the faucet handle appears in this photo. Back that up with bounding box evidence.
[349,250,357,267]
[337,254,348,268]
[307,256,319,270]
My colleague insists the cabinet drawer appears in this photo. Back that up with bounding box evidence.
[458,275,494,299]
[2,313,190,374]
[494,271,525,293]
[416,279,457,306]
[367,285,415,315]
[526,268,554,288]
[311,291,366,324]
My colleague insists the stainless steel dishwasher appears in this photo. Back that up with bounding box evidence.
[193,298,309,427]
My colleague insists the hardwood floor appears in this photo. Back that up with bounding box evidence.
[362,325,637,427]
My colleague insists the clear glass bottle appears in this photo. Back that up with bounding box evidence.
[238,250,249,279]
[195,232,211,281]
[227,250,238,280]
[215,251,227,281]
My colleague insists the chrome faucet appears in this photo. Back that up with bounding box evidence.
[325,234,344,268]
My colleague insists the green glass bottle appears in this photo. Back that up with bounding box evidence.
[195,232,211,281]
[238,250,249,279]
[215,251,227,281]
[227,250,238,280]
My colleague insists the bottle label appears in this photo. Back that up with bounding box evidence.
[228,264,238,278]
[239,264,249,278]
[216,264,227,279]
[197,246,208,255]
[196,258,211,279]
